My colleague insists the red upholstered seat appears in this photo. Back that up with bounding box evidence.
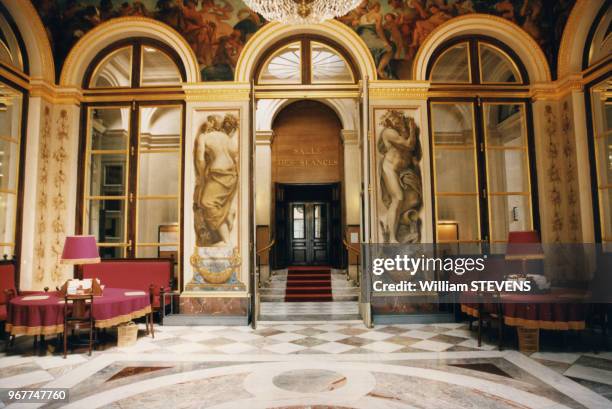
[0,262,16,322]
[0,304,7,321]
[82,259,173,308]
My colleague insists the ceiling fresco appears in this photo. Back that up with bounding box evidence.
[32,0,575,82]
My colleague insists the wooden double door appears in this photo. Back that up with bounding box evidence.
[288,202,329,265]
[273,183,343,268]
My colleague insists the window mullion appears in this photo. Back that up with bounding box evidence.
[127,101,139,257]
[302,39,311,85]
[474,99,489,242]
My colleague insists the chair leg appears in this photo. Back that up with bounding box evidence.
[498,319,503,351]
[477,316,482,347]
[88,325,93,356]
[63,330,67,359]
[149,311,155,338]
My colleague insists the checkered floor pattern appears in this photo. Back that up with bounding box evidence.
[112,322,494,355]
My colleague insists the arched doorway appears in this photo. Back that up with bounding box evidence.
[251,34,365,322]
[271,100,344,268]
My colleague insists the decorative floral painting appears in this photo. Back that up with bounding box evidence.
[33,0,574,82]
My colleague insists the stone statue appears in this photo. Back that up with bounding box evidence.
[377,109,423,243]
[193,113,239,247]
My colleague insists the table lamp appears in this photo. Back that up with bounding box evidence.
[60,235,100,279]
[505,231,544,275]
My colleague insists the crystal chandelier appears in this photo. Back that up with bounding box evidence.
[244,0,362,25]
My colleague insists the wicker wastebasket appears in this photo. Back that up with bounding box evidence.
[117,321,138,347]
[517,327,539,353]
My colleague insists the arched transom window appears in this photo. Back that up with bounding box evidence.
[84,39,185,89]
[428,37,526,85]
[256,37,357,85]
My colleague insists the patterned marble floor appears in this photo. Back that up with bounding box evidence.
[0,321,611,408]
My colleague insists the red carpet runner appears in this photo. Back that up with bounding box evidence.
[285,266,333,302]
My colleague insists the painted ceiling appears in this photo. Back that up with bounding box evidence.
[32,0,575,82]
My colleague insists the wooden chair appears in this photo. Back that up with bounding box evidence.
[63,294,94,358]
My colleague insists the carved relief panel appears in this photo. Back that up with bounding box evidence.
[373,108,423,244]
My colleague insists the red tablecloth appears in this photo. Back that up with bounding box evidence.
[6,288,151,336]
[460,288,587,331]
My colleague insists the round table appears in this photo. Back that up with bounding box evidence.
[460,288,587,331]
[6,288,152,336]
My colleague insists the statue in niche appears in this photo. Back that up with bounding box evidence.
[377,109,422,243]
[193,113,239,247]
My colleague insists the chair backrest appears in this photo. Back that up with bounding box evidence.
[64,294,94,321]
[0,261,16,304]
[82,258,173,292]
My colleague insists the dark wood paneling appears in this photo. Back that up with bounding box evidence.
[256,225,270,265]
[272,100,343,184]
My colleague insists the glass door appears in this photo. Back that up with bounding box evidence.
[483,102,533,243]
[82,103,183,271]
[135,105,182,262]
[83,106,131,258]
[431,102,481,245]
[429,99,536,247]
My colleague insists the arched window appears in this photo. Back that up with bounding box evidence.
[78,39,185,279]
[427,36,537,246]
[255,37,357,85]
[0,3,27,260]
[584,4,611,246]
[84,39,185,89]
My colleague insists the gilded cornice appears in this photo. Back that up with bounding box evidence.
[368,81,430,100]
[183,83,250,102]
[29,81,82,105]
[531,75,584,101]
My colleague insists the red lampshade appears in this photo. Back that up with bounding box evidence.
[61,235,100,265]
[505,231,544,260]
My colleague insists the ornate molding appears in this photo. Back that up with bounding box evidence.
[561,101,580,242]
[369,81,429,100]
[341,130,358,145]
[544,105,563,243]
[558,0,593,78]
[33,105,52,283]
[50,109,70,282]
[255,130,274,145]
[184,84,250,102]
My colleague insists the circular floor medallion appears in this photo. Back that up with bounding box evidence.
[272,369,347,393]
